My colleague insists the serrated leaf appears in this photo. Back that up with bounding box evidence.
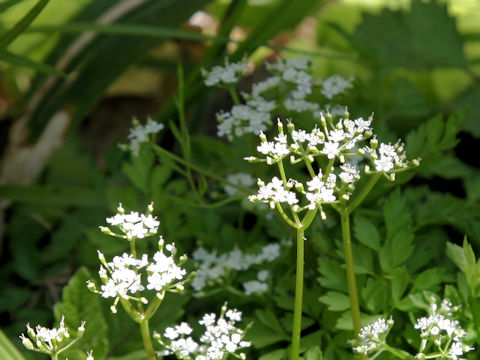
[350,0,467,70]
[53,267,109,359]
[380,189,414,271]
[361,278,388,313]
[254,308,287,336]
[318,291,350,312]
[353,214,380,251]
[406,111,466,179]
[317,258,347,293]
[411,267,451,293]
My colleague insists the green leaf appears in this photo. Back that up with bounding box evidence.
[379,189,414,271]
[110,351,148,360]
[406,111,466,179]
[53,267,109,359]
[254,308,287,336]
[361,278,388,313]
[350,0,467,70]
[0,0,50,49]
[247,322,288,348]
[304,346,323,360]
[353,214,380,251]
[0,330,25,360]
[389,267,409,306]
[411,267,451,293]
[0,49,65,75]
[317,258,347,293]
[122,147,155,193]
[318,291,350,312]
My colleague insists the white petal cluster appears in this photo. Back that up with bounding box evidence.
[20,316,86,356]
[248,177,298,209]
[206,56,353,140]
[191,244,280,292]
[243,270,270,295]
[102,203,159,240]
[202,57,249,87]
[216,104,272,140]
[119,117,164,156]
[321,75,353,99]
[157,304,250,360]
[414,299,473,360]
[353,317,393,355]
[223,172,255,196]
[364,139,411,175]
[88,238,187,313]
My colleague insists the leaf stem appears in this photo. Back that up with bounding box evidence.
[290,227,305,360]
[340,210,362,336]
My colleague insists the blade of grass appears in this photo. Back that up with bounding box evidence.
[0,0,50,49]
[0,0,23,12]
[0,330,26,360]
[0,49,65,76]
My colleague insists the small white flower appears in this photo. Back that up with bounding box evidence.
[321,75,353,99]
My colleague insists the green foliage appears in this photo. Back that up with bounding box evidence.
[350,0,467,70]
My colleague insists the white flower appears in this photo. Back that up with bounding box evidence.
[104,204,160,240]
[322,141,340,159]
[202,58,249,87]
[120,118,164,156]
[321,75,353,99]
[353,317,392,355]
[243,280,268,295]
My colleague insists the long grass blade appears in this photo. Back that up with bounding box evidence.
[0,0,50,49]
[0,330,25,360]
[0,49,65,75]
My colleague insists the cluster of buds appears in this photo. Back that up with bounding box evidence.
[20,316,93,359]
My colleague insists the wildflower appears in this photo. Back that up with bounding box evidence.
[101,203,159,240]
[88,237,187,313]
[321,75,353,99]
[119,117,164,156]
[202,57,249,87]
[155,304,251,360]
[20,316,86,357]
[353,317,393,355]
[191,244,280,292]
[224,172,255,196]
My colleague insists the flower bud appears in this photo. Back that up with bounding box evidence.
[259,131,267,142]
[277,119,284,133]
[287,121,295,132]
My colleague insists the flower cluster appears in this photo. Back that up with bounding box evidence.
[119,117,164,156]
[202,56,353,140]
[87,237,187,313]
[20,316,91,358]
[155,304,251,360]
[321,74,353,99]
[223,172,255,196]
[201,57,249,87]
[100,203,160,240]
[352,317,393,355]
[246,116,419,216]
[414,299,473,360]
[191,244,280,294]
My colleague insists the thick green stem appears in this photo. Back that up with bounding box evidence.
[140,320,156,360]
[340,211,362,337]
[290,228,305,360]
[228,86,241,105]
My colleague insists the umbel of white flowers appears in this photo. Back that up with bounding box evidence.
[20,316,93,359]
[246,116,420,218]
[353,299,474,360]
[202,56,354,141]
[154,303,251,360]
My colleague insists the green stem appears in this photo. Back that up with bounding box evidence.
[152,144,251,193]
[51,354,58,360]
[129,239,137,258]
[290,228,305,360]
[140,320,156,360]
[340,210,362,337]
[346,173,381,214]
[383,344,414,360]
[228,86,241,105]
[144,292,165,320]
